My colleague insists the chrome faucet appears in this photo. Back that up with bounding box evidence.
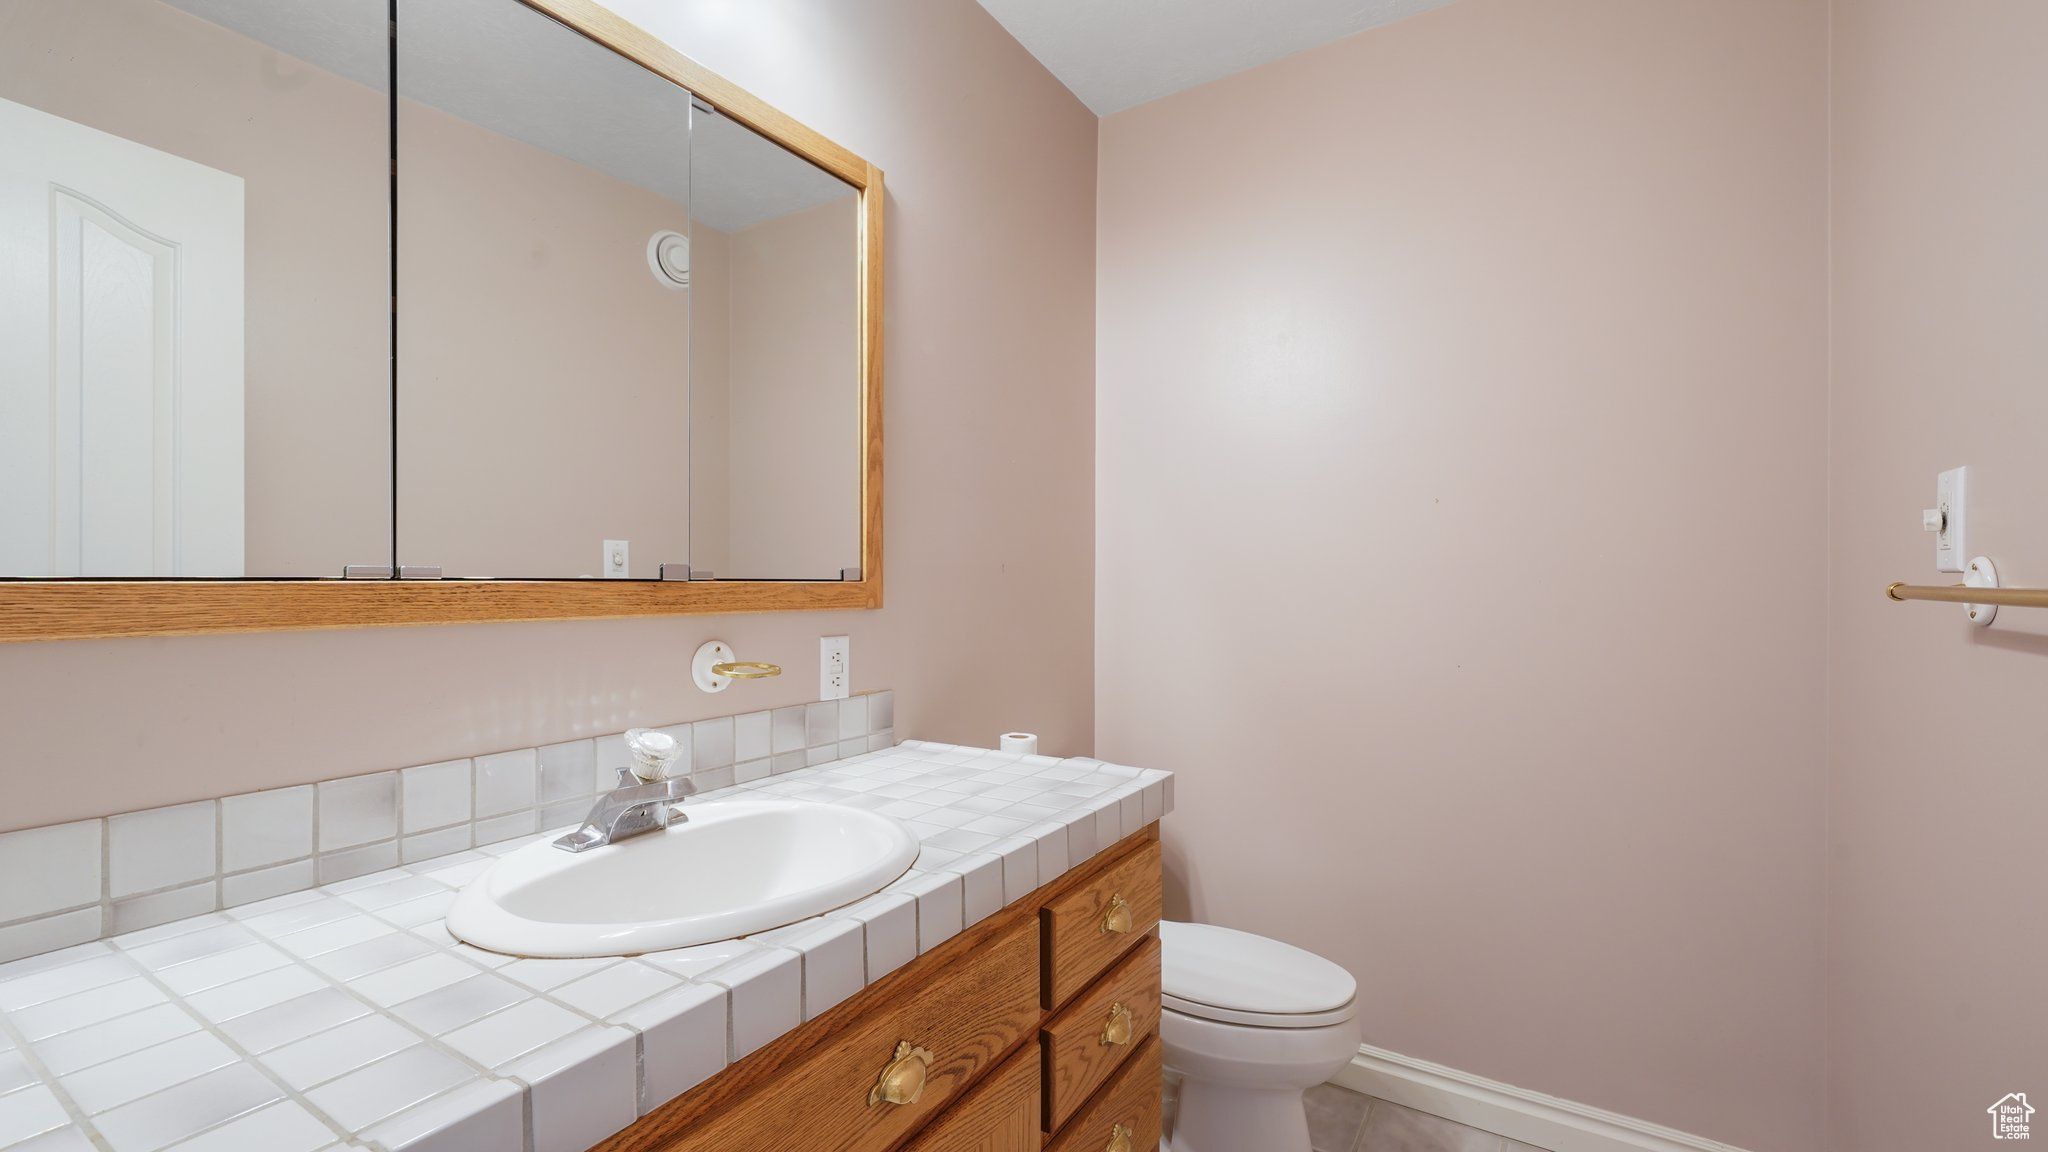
[554,767,696,852]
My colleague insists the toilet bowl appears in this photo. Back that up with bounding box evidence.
[1159,921,1359,1152]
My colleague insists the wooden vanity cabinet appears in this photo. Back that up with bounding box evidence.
[596,827,1164,1152]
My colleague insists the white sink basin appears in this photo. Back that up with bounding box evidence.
[446,800,919,958]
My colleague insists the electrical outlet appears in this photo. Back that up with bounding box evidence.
[603,540,630,579]
[820,635,850,701]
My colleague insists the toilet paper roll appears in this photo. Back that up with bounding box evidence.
[999,732,1038,756]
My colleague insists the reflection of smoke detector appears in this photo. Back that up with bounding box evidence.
[647,230,690,289]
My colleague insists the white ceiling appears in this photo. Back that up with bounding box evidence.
[160,0,850,233]
[974,0,1459,116]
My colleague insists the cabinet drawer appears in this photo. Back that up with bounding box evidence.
[663,916,1041,1152]
[900,1040,1040,1152]
[1043,935,1160,1132]
[1045,1034,1162,1152]
[1043,840,1161,1008]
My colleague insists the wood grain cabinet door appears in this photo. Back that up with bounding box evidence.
[1043,841,1162,1008]
[1043,935,1160,1131]
[1045,1036,1163,1152]
[651,916,1040,1152]
[900,1041,1040,1152]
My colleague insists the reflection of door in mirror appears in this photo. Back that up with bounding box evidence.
[689,113,862,582]
[0,98,244,577]
[0,0,393,578]
[396,0,695,580]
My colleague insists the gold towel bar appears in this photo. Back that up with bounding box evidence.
[1887,582,2048,608]
[1887,556,2014,625]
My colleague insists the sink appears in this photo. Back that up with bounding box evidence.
[446,800,919,958]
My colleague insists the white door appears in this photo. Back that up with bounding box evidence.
[0,96,245,577]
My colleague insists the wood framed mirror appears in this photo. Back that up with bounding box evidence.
[0,0,883,643]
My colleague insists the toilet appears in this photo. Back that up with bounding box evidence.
[1159,921,1360,1152]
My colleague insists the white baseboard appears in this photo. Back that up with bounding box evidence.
[1330,1044,1757,1152]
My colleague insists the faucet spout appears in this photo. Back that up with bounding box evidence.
[554,768,696,852]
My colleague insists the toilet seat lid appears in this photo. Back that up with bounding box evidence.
[1160,921,1357,1029]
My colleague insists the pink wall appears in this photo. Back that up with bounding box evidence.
[0,0,1097,832]
[1827,2,2048,1148]
[1095,2,1830,1149]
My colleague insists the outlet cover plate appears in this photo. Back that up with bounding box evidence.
[820,635,849,701]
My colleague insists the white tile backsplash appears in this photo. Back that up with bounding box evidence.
[400,761,472,834]
[837,695,868,740]
[690,716,735,772]
[220,787,313,874]
[0,689,899,972]
[473,750,538,818]
[0,910,102,967]
[804,701,838,748]
[107,804,215,900]
[222,861,317,910]
[317,841,400,886]
[317,773,398,852]
[110,883,217,936]
[0,822,102,923]
[734,711,771,762]
[770,705,806,755]
[537,740,596,806]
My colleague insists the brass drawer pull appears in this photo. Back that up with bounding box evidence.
[1100,893,1132,934]
[1106,1122,1134,1152]
[868,1041,935,1107]
[1100,1002,1133,1046]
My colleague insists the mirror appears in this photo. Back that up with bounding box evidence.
[688,112,862,582]
[0,0,392,578]
[0,0,883,639]
[396,0,696,579]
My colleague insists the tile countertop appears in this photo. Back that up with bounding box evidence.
[0,742,1172,1152]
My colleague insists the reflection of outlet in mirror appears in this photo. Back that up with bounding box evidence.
[1929,468,1968,573]
[603,540,630,579]
[820,635,850,701]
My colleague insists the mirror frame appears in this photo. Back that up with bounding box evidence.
[0,0,883,643]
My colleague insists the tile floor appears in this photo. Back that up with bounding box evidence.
[1305,1083,1551,1152]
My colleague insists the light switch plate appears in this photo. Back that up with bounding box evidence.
[820,635,849,701]
[603,539,630,579]
[1933,468,1968,573]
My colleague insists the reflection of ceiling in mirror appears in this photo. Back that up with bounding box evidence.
[159,0,853,233]
[689,113,854,235]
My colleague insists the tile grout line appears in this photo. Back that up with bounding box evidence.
[67,945,352,1152]
[0,996,114,1151]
